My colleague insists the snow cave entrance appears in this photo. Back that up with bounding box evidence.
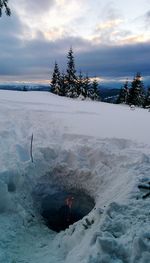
[41,190,95,232]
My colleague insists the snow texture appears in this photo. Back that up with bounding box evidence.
[0,90,150,263]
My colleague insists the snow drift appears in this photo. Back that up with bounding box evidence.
[0,90,150,263]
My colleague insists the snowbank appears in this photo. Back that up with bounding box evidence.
[0,90,150,263]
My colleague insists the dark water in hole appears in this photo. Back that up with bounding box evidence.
[41,190,95,232]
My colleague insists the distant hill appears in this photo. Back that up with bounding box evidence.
[0,84,50,92]
[100,88,120,103]
[0,84,120,103]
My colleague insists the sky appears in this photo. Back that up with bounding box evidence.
[0,0,150,86]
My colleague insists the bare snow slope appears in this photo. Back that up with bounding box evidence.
[0,90,150,263]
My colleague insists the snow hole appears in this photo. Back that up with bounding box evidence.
[34,186,95,232]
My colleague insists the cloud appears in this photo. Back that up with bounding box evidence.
[0,4,150,84]
[119,34,150,44]
[0,24,150,83]
[0,14,92,82]
[9,0,86,44]
[144,10,150,28]
[26,0,55,13]
[92,19,126,44]
[96,19,123,30]
[11,0,56,15]
[90,3,126,44]
[0,12,27,37]
[133,9,150,30]
[75,42,150,79]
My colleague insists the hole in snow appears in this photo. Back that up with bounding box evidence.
[40,189,95,232]
[7,181,16,192]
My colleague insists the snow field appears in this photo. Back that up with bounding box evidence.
[0,90,150,263]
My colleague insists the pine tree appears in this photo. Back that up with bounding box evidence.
[128,73,145,107]
[51,62,61,95]
[90,78,100,101]
[76,71,83,98]
[76,71,91,99]
[144,87,150,108]
[59,72,66,97]
[83,74,91,99]
[117,80,129,104]
[0,0,11,16]
[22,86,28,92]
[65,47,77,98]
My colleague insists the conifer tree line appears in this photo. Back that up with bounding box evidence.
[117,72,150,108]
[50,48,100,101]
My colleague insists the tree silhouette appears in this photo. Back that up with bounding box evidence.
[76,71,83,97]
[84,74,91,99]
[129,73,145,106]
[90,78,100,101]
[0,0,11,17]
[65,47,77,98]
[51,62,61,95]
[117,80,129,104]
[59,72,66,96]
[144,87,150,108]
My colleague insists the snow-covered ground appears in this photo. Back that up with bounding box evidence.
[0,90,150,263]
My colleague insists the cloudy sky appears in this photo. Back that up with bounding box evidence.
[0,0,150,86]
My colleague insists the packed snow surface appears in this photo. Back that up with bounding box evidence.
[0,90,150,263]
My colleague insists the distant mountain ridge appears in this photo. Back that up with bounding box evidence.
[0,84,120,103]
[0,84,50,91]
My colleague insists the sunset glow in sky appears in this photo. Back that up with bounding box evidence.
[0,0,150,85]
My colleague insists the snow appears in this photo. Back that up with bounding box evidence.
[0,90,150,263]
